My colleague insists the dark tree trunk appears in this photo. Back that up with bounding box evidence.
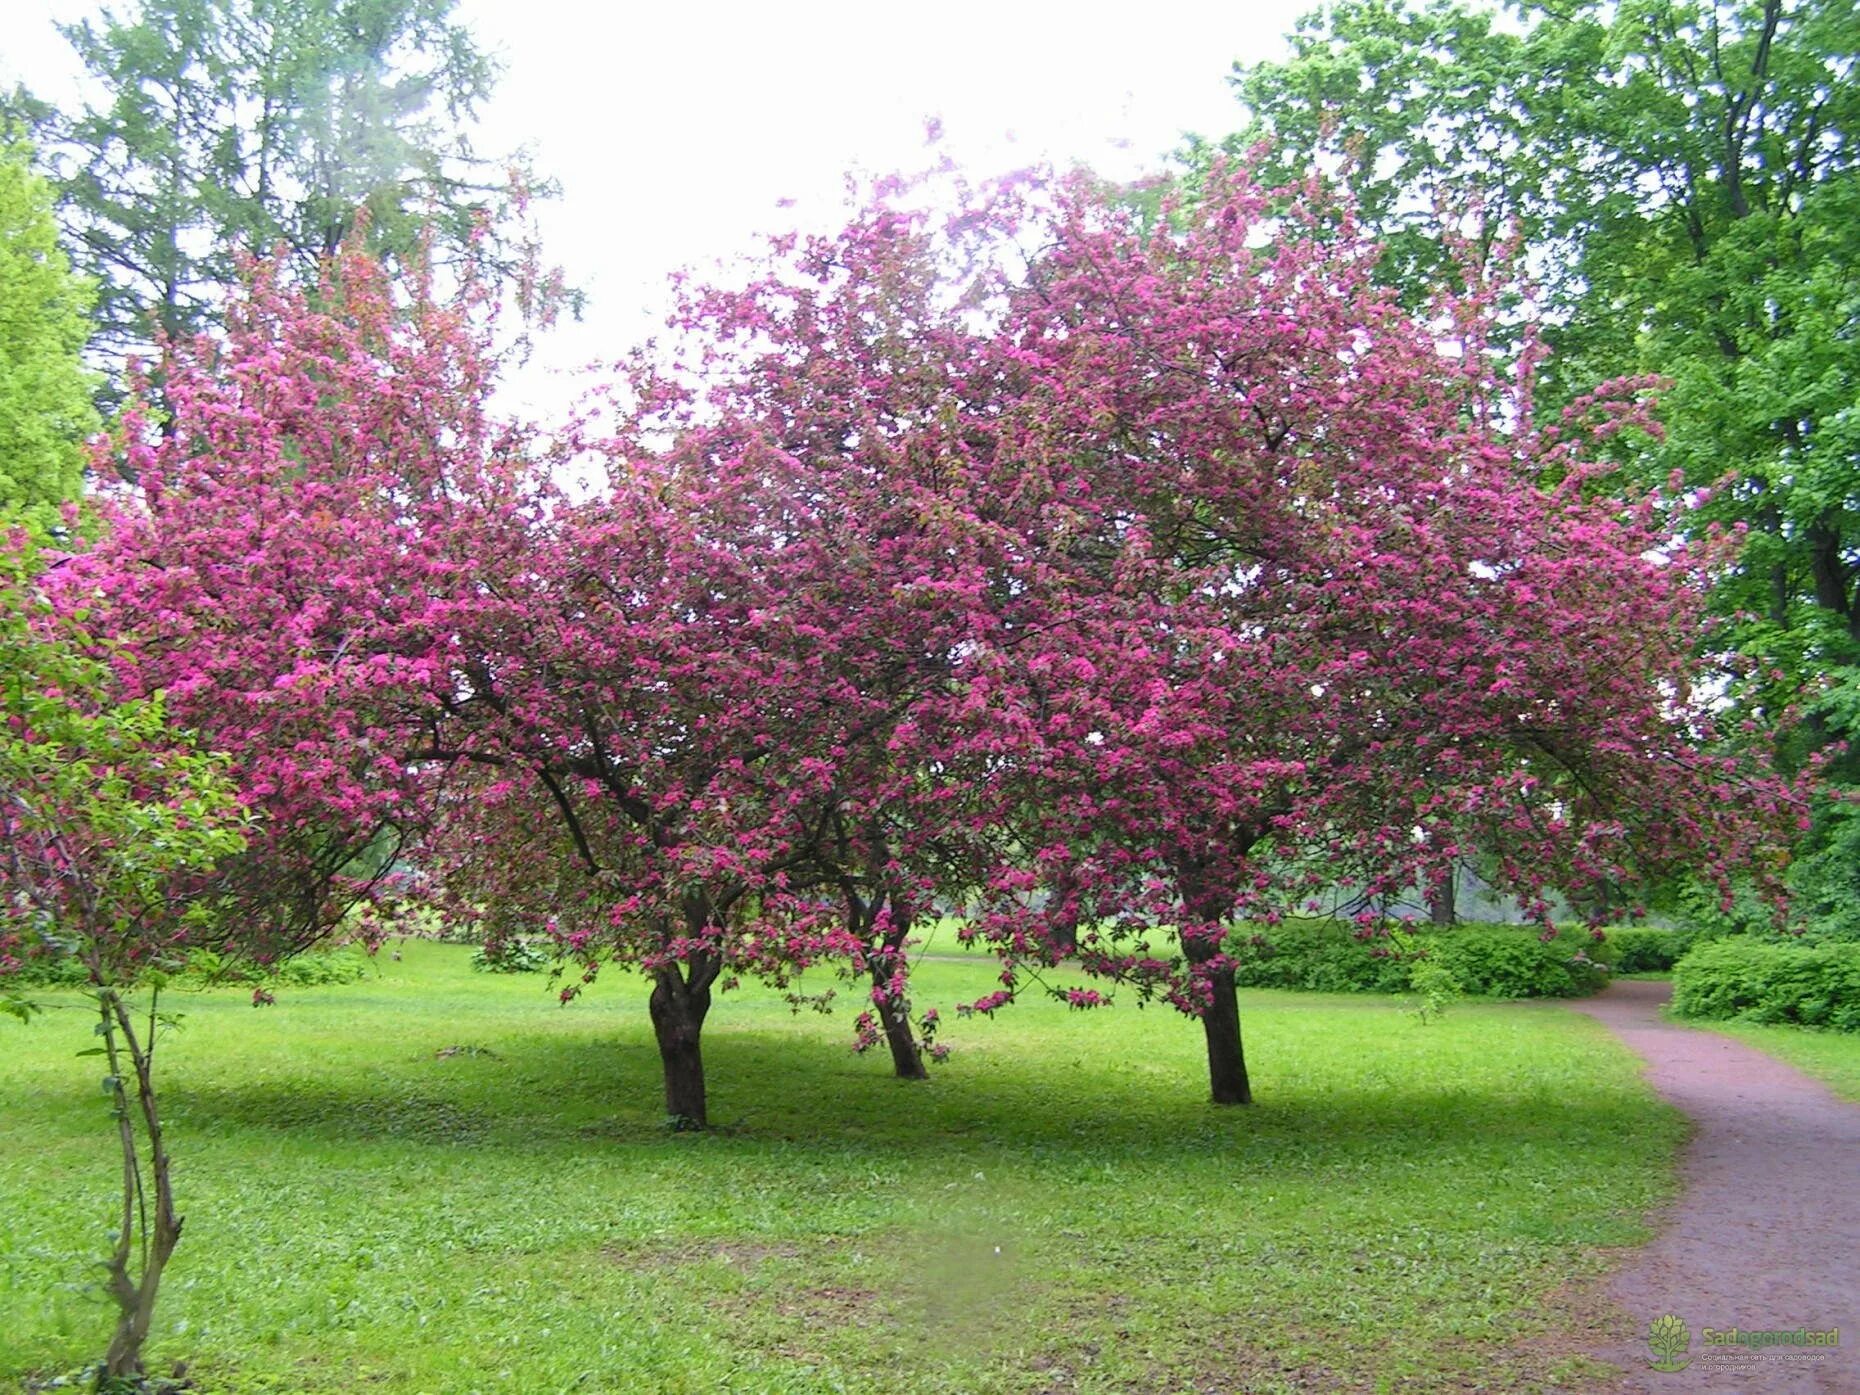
[1198,961,1253,1106]
[1048,863,1080,955]
[649,962,714,1129]
[869,900,927,1081]
[874,976,928,1080]
[1174,859,1253,1107]
[1428,866,1457,927]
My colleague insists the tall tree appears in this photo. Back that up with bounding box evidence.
[954,165,1799,1103]
[1219,0,1860,926]
[0,131,95,535]
[9,0,569,388]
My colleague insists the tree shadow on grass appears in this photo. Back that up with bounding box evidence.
[164,1017,1655,1173]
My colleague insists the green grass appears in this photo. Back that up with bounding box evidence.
[1,943,1679,1394]
[1706,1022,1860,1102]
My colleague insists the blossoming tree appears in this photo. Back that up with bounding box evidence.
[953,168,1801,1102]
[66,167,1799,1128]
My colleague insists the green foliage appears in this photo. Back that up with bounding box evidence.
[0,536,248,991]
[1671,936,1860,1031]
[1601,928,1678,974]
[1428,927,1611,1000]
[0,951,88,988]
[1234,919,1613,999]
[185,944,374,987]
[0,131,94,537]
[1233,919,1412,993]
[8,943,372,990]
[0,943,1682,1392]
[1783,794,1860,940]
[1599,927,1701,974]
[469,936,551,974]
[6,0,575,387]
[1405,952,1465,1025]
[1218,0,1860,931]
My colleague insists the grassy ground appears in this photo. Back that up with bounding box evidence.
[1,943,1679,1394]
[1706,1022,1860,1102]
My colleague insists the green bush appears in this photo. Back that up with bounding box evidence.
[1232,919,1611,999]
[5,943,372,988]
[1601,927,1684,973]
[1601,923,1739,973]
[264,947,375,986]
[3,950,89,987]
[1671,938,1860,1031]
[187,944,375,986]
[1232,919,1411,993]
[1428,926,1610,999]
[470,936,552,974]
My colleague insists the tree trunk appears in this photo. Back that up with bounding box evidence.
[1428,865,1457,927]
[1173,861,1254,1107]
[872,961,928,1080]
[98,987,184,1381]
[868,896,928,1080]
[649,964,713,1129]
[1199,961,1253,1106]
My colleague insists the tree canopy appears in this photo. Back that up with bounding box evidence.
[7,0,572,389]
[1220,0,1860,926]
[54,166,1800,1126]
[0,131,95,536]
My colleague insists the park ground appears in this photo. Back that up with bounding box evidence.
[4,942,1852,1394]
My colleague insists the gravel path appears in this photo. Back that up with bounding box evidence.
[1567,980,1859,1393]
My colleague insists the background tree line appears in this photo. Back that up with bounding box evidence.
[1211,0,1859,931]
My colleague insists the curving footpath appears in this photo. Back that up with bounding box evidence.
[1567,980,1859,1393]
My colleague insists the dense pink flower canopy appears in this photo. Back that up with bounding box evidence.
[52,164,1799,1039]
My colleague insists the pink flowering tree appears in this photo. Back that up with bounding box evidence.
[950,167,1801,1103]
[67,218,1034,1129]
[423,186,1064,1110]
[62,166,1801,1131]
[60,248,532,961]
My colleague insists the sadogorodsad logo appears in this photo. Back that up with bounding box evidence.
[1647,1314,1692,1372]
[1648,1314,1842,1374]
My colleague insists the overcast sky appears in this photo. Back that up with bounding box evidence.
[7,0,1315,406]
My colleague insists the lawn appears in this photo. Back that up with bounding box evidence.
[1,943,1679,1394]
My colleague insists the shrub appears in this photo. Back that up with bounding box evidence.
[1427,926,1611,999]
[1671,938,1860,1031]
[1232,919,1410,993]
[470,936,552,974]
[1232,919,1611,999]
[4,950,89,987]
[1602,927,1685,973]
[8,944,372,988]
[186,945,374,987]
[264,948,375,986]
[1405,953,1465,1024]
[1602,922,1742,972]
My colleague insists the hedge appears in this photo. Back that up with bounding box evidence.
[1598,924,1736,973]
[1232,919,1612,999]
[1671,938,1860,1032]
[3,943,373,989]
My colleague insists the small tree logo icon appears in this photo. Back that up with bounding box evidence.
[1648,1314,1693,1372]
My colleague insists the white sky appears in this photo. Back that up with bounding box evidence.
[5,0,1313,410]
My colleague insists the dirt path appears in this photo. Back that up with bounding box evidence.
[1566,980,1859,1393]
